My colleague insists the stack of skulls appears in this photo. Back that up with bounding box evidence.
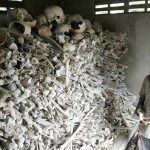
[0,5,136,150]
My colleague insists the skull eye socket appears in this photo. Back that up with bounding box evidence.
[64,31,71,36]
[78,21,83,24]
[56,16,60,19]
[64,31,69,36]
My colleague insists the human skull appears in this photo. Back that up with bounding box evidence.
[16,8,28,20]
[9,21,31,37]
[37,14,48,26]
[84,19,92,29]
[55,24,72,44]
[84,19,95,35]
[45,6,65,24]
[17,9,36,27]
[7,8,36,27]
[67,14,86,33]
[7,8,28,21]
[92,21,103,33]
[55,24,71,36]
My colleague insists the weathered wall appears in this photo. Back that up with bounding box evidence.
[63,0,94,20]
[24,0,57,16]
[94,14,150,98]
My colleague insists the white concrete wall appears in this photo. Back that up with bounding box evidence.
[126,17,150,96]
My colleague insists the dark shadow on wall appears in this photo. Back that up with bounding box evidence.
[24,0,57,17]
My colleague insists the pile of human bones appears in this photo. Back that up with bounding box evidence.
[0,6,136,150]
